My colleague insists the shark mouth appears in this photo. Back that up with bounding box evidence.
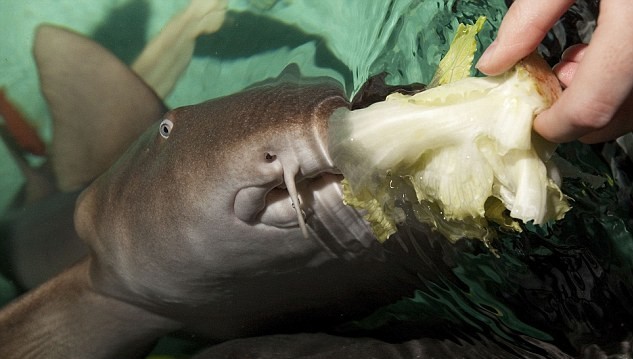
[235,147,341,238]
[259,171,343,238]
[262,144,341,239]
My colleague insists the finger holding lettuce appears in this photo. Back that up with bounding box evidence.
[476,0,633,144]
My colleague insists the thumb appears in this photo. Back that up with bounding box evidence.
[533,0,633,143]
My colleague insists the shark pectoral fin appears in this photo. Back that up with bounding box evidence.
[0,258,179,358]
[34,25,167,192]
[4,190,87,290]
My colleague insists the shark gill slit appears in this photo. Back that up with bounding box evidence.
[283,167,309,239]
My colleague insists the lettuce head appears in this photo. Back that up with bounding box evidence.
[328,17,570,244]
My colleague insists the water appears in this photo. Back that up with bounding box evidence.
[1,0,632,358]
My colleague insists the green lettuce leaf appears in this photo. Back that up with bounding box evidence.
[430,16,486,87]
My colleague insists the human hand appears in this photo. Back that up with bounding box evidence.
[476,0,633,144]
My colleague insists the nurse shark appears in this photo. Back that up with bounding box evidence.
[0,24,617,359]
[0,24,421,358]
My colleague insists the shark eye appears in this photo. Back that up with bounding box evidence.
[159,119,173,139]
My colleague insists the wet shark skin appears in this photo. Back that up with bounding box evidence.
[0,25,427,358]
[71,77,422,341]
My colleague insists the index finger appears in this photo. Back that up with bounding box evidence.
[476,0,574,75]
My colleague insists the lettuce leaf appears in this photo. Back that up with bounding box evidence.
[429,16,486,87]
[329,18,570,243]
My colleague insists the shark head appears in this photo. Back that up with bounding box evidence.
[72,75,376,306]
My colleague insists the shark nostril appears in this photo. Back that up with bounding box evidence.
[265,152,277,162]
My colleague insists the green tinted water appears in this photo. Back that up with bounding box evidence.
[0,0,505,212]
[2,0,631,357]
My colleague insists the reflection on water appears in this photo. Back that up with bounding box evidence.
[1,0,631,358]
[350,140,633,354]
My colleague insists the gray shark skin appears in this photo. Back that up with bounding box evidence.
[0,25,426,358]
[70,69,418,339]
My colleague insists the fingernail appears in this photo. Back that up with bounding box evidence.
[475,40,498,71]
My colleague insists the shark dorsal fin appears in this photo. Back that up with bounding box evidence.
[34,25,167,192]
